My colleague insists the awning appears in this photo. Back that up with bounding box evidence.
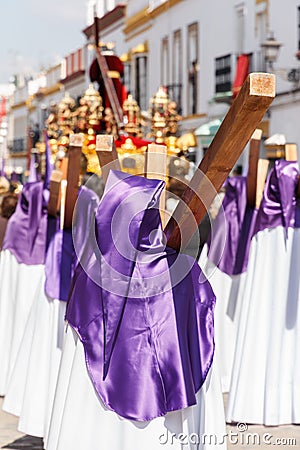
[194,118,223,147]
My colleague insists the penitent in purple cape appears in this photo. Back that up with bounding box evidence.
[207,176,258,275]
[66,170,216,422]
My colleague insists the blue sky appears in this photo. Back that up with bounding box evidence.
[0,0,86,84]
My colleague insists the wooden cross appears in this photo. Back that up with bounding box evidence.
[93,12,123,128]
[95,73,275,252]
[144,143,168,227]
[96,135,121,183]
[254,159,269,208]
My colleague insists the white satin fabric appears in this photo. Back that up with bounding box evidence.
[2,276,66,438]
[198,245,246,393]
[45,325,227,450]
[0,250,45,396]
[227,226,300,425]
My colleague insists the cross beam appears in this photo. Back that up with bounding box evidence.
[64,134,83,228]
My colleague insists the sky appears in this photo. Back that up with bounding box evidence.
[0,0,87,85]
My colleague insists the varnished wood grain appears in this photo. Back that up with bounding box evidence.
[255,159,269,208]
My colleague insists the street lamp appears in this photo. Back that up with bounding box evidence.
[261,32,283,70]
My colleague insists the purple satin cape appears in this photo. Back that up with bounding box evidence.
[2,181,48,265]
[45,186,99,302]
[66,170,216,421]
[207,176,257,275]
[254,160,300,235]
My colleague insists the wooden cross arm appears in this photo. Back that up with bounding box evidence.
[164,72,276,251]
[96,135,121,184]
[64,134,83,229]
[284,143,300,198]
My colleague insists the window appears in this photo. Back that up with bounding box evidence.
[161,37,170,88]
[135,56,148,111]
[123,62,132,96]
[215,54,232,93]
[187,23,199,115]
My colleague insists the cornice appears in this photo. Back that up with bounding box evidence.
[60,71,85,85]
[83,4,126,38]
